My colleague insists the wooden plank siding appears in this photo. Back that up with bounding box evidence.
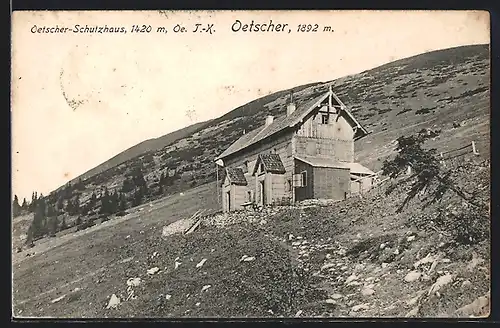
[313,167,350,201]
[295,111,355,162]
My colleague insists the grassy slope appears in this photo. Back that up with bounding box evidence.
[13,44,490,318]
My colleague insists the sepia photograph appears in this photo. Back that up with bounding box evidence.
[11,10,490,318]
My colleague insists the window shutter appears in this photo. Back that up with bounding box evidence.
[293,174,303,187]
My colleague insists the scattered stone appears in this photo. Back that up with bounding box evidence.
[455,293,490,317]
[355,263,365,271]
[241,255,256,262]
[361,288,375,296]
[147,267,160,275]
[428,273,453,296]
[345,274,358,284]
[407,235,415,242]
[165,294,172,300]
[127,278,141,287]
[325,299,337,305]
[351,303,370,312]
[120,257,134,264]
[414,253,439,269]
[462,280,472,288]
[405,271,421,283]
[196,302,201,307]
[106,294,120,309]
[201,285,212,292]
[330,293,343,300]
[467,252,484,271]
[151,251,158,258]
[174,261,182,270]
[196,259,207,268]
[406,305,420,317]
[380,243,386,250]
[341,265,348,271]
[321,263,336,271]
[295,310,303,317]
[51,295,66,304]
[381,263,388,269]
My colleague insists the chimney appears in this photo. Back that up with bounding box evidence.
[265,115,274,126]
[286,91,296,116]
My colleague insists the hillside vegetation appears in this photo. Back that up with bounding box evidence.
[13,44,490,318]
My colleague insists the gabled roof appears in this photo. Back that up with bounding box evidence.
[294,156,375,175]
[215,89,368,162]
[252,153,286,175]
[225,167,248,185]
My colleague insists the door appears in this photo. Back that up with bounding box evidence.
[226,191,231,211]
[259,180,265,205]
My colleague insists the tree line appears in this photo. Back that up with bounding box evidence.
[14,166,182,248]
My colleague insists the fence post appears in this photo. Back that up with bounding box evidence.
[472,141,479,155]
[406,166,412,175]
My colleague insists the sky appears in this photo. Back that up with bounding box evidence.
[11,10,489,201]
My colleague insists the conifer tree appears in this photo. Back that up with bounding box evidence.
[31,197,47,238]
[118,193,127,211]
[60,216,68,231]
[21,198,28,210]
[12,195,21,217]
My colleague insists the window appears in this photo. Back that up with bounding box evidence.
[247,190,252,202]
[286,179,292,192]
[260,163,265,173]
[321,114,329,124]
[241,161,249,173]
[301,171,307,187]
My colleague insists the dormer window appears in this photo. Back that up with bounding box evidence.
[321,114,329,124]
